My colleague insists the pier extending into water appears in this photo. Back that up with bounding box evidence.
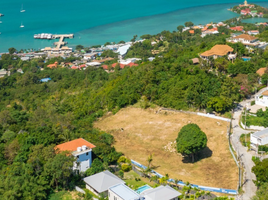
[53,34,74,49]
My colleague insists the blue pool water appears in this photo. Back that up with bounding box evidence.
[136,185,152,194]
[242,57,251,61]
[1,0,268,52]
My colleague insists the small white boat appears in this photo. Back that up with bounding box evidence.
[20,22,24,28]
[20,4,25,13]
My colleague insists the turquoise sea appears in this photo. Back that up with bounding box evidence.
[0,0,268,52]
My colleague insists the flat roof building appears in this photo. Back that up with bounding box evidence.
[251,128,268,148]
[143,185,181,200]
[108,184,140,200]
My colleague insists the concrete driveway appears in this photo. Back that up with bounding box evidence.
[231,99,257,200]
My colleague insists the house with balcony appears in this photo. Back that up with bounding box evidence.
[227,34,260,48]
[200,45,234,60]
[55,138,96,172]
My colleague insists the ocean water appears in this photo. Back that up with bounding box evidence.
[0,0,268,52]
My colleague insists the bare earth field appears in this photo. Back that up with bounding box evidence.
[94,107,238,189]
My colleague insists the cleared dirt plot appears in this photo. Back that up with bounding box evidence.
[94,107,238,189]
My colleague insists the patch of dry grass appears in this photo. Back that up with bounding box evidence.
[94,107,238,189]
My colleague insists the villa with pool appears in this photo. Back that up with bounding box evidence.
[83,171,181,200]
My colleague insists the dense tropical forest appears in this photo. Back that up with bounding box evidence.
[1,19,268,199]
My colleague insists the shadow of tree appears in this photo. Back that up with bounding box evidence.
[181,146,213,163]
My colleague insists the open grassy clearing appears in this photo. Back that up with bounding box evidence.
[94,107,238,189]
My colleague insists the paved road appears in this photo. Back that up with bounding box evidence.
[231,99,257,200]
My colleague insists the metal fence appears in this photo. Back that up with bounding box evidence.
[131,160,238,195]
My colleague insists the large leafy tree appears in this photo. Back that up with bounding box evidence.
[252,182,268,200]
[252,158,268,187]
[176,124,207,162]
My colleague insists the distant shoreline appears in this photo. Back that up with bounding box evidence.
[1,1,268,52]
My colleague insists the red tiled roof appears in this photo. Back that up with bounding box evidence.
[256,67,267,76]
[79,64,86,68]
[127,62,138,67]
[55,138,96,152]
[189,30,194,34]
[229,26,244,31]
[111,62,139,69]
[47,61,58,68]
[71,66,78,69]
[102,65,109,70]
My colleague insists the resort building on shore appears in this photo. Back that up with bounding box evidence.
[200,45,235,60]
[41,46,73,54]
[55,138,96,172]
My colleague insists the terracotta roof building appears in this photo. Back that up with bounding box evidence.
[111,62,138,69]
[229,26,244,32]
[47,61,58,69]
[55,138,96,172]
[228,34,259,47]
[233,34,257,41]
[200,45,233,59]
[256,67,267,76]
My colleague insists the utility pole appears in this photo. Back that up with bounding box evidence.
[244,106,247,130]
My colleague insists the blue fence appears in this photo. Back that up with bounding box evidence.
[131,160,238,195]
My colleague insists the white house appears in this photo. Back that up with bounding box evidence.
[142,185,181,200]
[227,34,259,47]
[55,138,96,172]
[251,128,268,148]
[116,44,131,59]
[255,91,268,107]
[84,170,125,197]
[248,30,259,36]
[108,184,140,200]
[0,69,8,78]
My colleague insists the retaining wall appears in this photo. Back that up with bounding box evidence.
[159,108,231,122]
[240,121,265,131]
[131,160,238,195]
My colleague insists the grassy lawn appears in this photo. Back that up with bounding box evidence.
[242,114,265,127]
[94,107,238,189]
[48,190,77,200]
[123,170,158,190]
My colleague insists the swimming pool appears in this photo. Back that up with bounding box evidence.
[136,185,152,194]
[242,57,251,61]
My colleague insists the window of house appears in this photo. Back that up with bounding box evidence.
[86,152,88,156]
[77,155,79,159]
[108,192,110,197]
[114,196,117,200]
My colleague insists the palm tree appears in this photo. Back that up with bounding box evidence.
[147,154,153,169]
[165,173,170,185]
[59,129,71,142]
[174,178,179,189]
[150,175,158,183]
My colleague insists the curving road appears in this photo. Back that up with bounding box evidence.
[231,99,257,200]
